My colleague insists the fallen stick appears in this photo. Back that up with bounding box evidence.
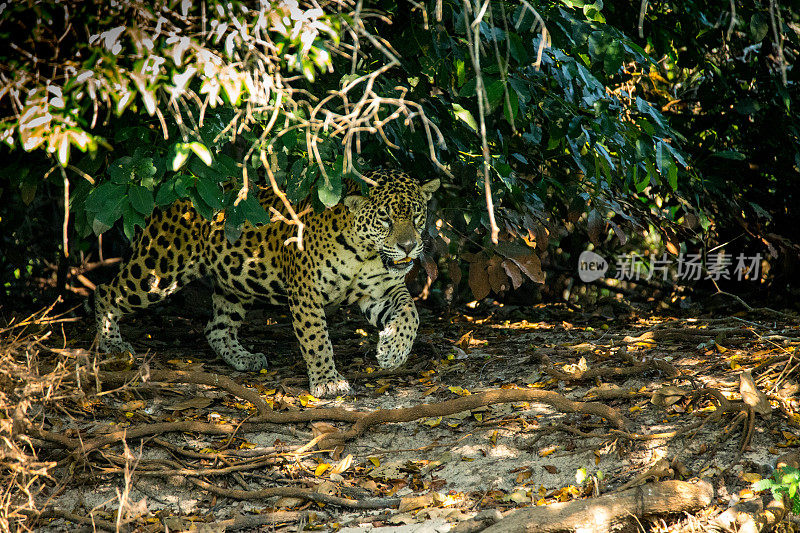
[481,480,713,533]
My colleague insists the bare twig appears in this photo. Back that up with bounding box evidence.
[462,0,500,244]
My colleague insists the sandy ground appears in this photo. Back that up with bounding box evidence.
[25,298,796,531]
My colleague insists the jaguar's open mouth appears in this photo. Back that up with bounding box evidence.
[382,254,414,270]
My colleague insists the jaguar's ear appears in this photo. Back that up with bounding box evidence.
[344,195,367,212]
[420,178,440,200]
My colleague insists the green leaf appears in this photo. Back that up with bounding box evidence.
[195,175,224,209]
[156,179,178,206]
[225,202,245,242]
[122,203,146,241]
[711,150,746,160]
[603,40,623,73]
[656,142,677,190]
[128,185,155,216]
[172,143,191,171]
[57,136,71,166]
[173,174,190,197]
[85,182,126,213]
[239,194,271,226]
[108,157,133,184]
[215,153,242,179]
[186,187,214,220]
[485,79,505,111]
[91,217,112,235]
[93,193,127,229]
[188,141,213,166]
[459,78,477,98]
[634,165,649,192]
[452,104,478,132]
[317,174,342,208]
[587,31,609,61]
[750,13,769,42]
[189,157,224,182]
[752,479,773,492]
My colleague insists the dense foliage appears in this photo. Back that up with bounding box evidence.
[0,0,797,306]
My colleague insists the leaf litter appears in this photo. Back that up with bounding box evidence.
[4,300,799,531]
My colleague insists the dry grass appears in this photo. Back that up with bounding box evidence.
[0,303,106,532]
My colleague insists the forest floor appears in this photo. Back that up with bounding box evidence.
[3,290,799,532]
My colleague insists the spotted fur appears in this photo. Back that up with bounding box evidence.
[95,170,439,397]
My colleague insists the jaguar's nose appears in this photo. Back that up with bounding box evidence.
[397,239,416,255]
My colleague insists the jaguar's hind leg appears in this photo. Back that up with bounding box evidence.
[204,289,268,371]
[95,203,204,353]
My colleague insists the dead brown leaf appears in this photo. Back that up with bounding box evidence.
[650,386,688,407]
[487,255,509,293]
[587,209,604,245]
[502,259,524,289]
[311,421,339,437]
[399,493,435,512]
[509,252,545,284]
[739,370,771,416]
[468,257,491,300]
[455,330,474,352]
[448,260,462,286]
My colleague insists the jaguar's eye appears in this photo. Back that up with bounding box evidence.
[414,215,425,227]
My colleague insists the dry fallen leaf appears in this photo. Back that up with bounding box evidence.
[538,445,557,457]
[120,400,146,411]
[739,370,771,416]
[741,472,761,483]
[330,454,353,475]
[515,469,532,483]
[455,330,474,351]
[399,493,435,512]
[311,421,339,437]
[651,385,688,407]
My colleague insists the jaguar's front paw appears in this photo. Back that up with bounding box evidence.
[309,372,351,398]
[376,324,412,370]
[225,350,268,372]
[98,338,135,354]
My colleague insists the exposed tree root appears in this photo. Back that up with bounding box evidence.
[205,510,330,531]
[96,370,273,416]
[481,480,714,533]
[25,504,328,532]
[317,387,629,449]
[541,354,678,382]
[188,477,401,509]
[22,508,120,532]
[34,370,628,458]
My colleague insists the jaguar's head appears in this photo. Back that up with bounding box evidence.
[345,170,440,272]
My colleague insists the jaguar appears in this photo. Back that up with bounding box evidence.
[94,169,439,397]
